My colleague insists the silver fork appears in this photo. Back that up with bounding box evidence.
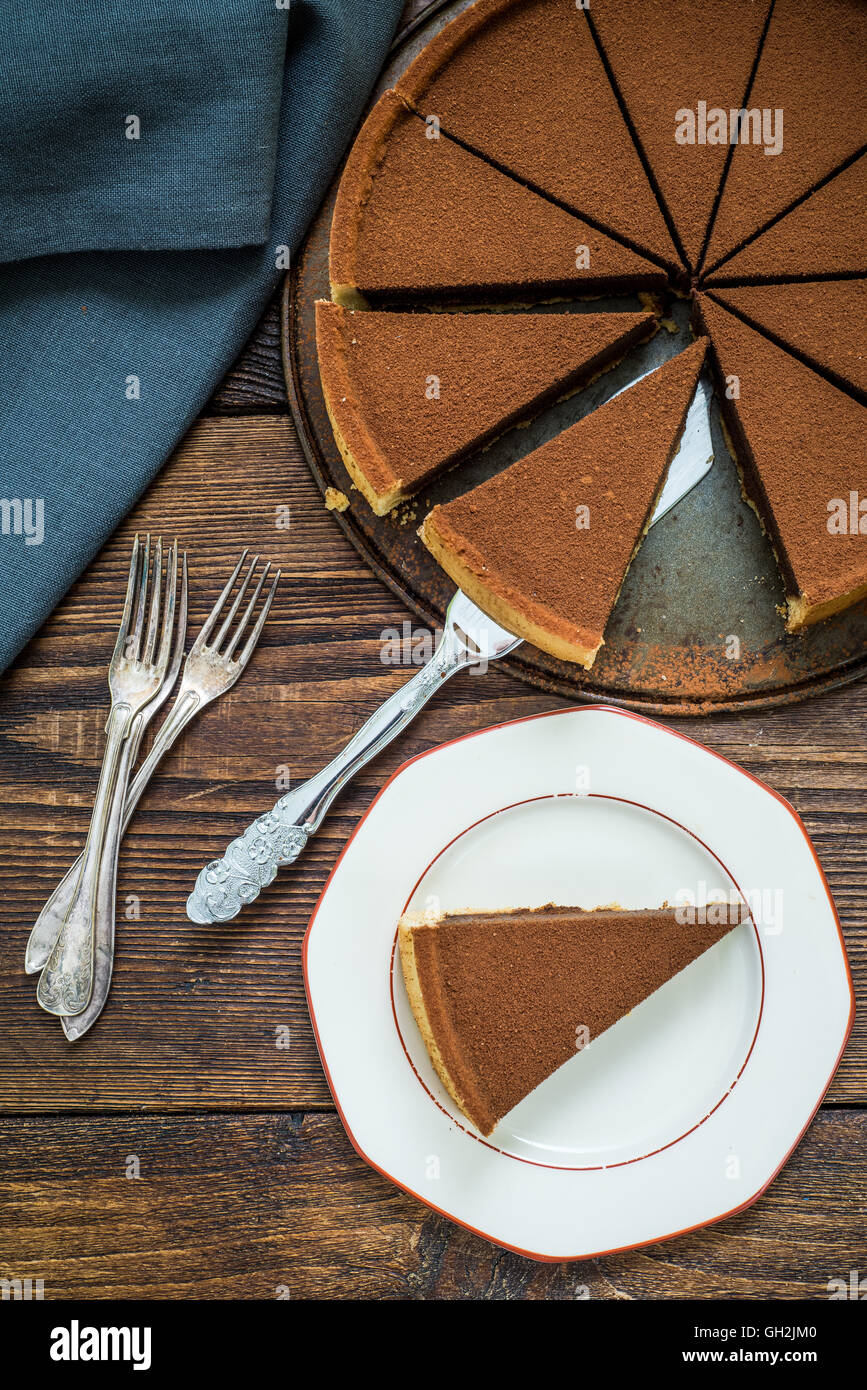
[60,556,188,1040]
[186,374,716,925]
[25,548,188,978]
[31,549,279,1033]
[34,550,279,1028]
[37,535,180,1015]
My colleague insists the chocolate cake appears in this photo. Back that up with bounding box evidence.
[317,0,864,653]
[329,89,665,309]
[315,301,656,514]
[395,0,679,272]
[419,340,707,666]
[589,0,771,269]
[399,901,745,1136]
[710,282,867,401]
[702,0,867,273]
[706,154,867,284]
[694,293,867,628]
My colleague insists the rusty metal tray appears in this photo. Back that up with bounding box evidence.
[281,0,867,716]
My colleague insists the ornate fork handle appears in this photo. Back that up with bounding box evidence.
[25,658,195,978]
[187,625,470,924]
[37,704,132,1014]
[61,711,143,1036]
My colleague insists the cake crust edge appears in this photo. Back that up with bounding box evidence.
[398,915,495,1134]
[420,512,603,667]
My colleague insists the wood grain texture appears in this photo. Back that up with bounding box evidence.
[0,0,863,1292]
[0,1110,863,1299]
[1,355,863,1296]
[0,417,864,1116]
[205,299,287,414]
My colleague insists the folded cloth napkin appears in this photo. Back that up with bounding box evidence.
[0,0,404,674]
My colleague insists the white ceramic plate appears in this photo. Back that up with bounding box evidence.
[304,706,853,1260]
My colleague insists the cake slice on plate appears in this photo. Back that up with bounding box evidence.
[329,90,666,309]
[708,282,867,402]
[589,0,771,269]
[702,0,867,272]
[705,154,867,284]
[694,293,867,629]
[395,0,679,272]
[315,301,656,515]
[419,339,708,667]
[399,902,746,1137]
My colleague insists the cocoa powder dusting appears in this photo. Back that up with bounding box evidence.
[427,341,707,650]
[411,902,745,1135]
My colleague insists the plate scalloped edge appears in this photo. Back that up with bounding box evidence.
[301,704,855,1261]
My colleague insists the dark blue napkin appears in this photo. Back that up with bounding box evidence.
[0,0,404,674]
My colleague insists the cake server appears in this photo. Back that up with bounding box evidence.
[187,373,714,925]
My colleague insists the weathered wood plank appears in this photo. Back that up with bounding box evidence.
[205,299,288,415]
[0,1109,862,1298]
[0,418,863,1109]
[4,0,859,1305]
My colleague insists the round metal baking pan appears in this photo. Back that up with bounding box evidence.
[282,0,867,715]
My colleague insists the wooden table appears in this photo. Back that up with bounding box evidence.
[1,6,864,1300]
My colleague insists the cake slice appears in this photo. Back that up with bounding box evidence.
[589,0,771,269]
[709,282,867,401]
[705,154,867,284]
[399,902,746,1136]
[420,339,708,666]
[330,90,666,309]
[694,293,867,628]
[702,0,867,272]
[316,301,656,514]
[395,0,679,272]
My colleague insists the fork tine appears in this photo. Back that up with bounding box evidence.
[113,534,141,659]
[212,553,259,652]
[224,562,270,661]
[176,551,189,659]
[156,549,186,692]
[143,537,163,665]
[130,533,151,659]
[195,549,248,648]
[155,542,179,674]
[213,553,261,653]
[236,569,280,669]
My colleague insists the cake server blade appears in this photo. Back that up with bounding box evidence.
[649,370,714,524]
[187,372,714,923]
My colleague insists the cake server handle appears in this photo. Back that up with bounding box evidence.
[187,595,521,924]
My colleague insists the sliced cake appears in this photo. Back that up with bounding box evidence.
[329,90,665,309]
[703,0,867,272]
[589,0,771,269]
[419,339,708,666]
[399,902,745,1136]
[705,153,867,284]
[694,293,867,628]
[316,301,656,514]
[709,282,867,401]
[395,0,680,272]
